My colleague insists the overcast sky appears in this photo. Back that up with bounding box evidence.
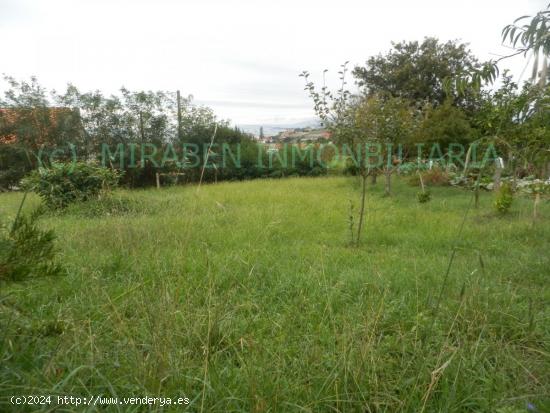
[0,0,546,126]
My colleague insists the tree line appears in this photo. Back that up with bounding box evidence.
[0,78,325,190]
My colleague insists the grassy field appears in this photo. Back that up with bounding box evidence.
[1,176,549,412]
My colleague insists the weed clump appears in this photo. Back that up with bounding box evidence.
[417,190,431,203]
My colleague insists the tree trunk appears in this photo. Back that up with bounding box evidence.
[474,180,480,209]
[534,193,540,221]
[370,171,377,185]
[356,172,367,245]
[512,160,518,190]
[177,90,182,142]
[139,112,145,143]
[384,167,391,196]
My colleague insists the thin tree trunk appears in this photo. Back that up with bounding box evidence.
[463,145,472,175]
[139,112,145,142]
[534,192,540,221]
[370,171,377,184]
[384,167,392,196]
[474,172,480,208]
[356,171,367,245]
[177,90,182,142]
[512,160,518,190]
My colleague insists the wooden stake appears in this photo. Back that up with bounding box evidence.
[418,170,425,193]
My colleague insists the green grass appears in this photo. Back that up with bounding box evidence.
[1,176,549,412]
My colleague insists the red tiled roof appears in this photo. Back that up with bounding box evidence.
[0,107,77,146]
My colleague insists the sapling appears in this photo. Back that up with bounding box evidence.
[1,194,63,282]
[417,170,431,203]
[301,63,369,245]
[494,182,513,214]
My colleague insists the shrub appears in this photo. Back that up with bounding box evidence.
[308,166,326,177]
[417,190,431,203]
[0,144,30,190]
[343,163,361,176]
[0,209,64,282]
[398,161,429,175]
[494,182,513,214]
[23,162,120,209]
[408,167,450,186]
[450,172,493,190]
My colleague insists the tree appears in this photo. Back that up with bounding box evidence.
[502,3,550,87]
[355,94,418,195]
[301,63,369,245]
[416,99,474,149]
[0,76,82,188]
[352,38,484,110]
[2,76,261,188]
[2,77,56,162]
[473,74,550,180]
[448,3,550,95]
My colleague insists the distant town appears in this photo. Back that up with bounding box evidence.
[254,126,331,144]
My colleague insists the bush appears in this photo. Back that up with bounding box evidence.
[407,167,450,186]
[0,144,30,190]
[494,183,513,214]
[398,161,429,175]
[417,190,431,203]
[308,166,326,177]
[0,209,64,282]
[269,169,284,179]
[23,162,120,209]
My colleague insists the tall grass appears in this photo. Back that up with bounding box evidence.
[0,176,549,412]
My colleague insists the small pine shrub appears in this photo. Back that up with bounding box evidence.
[494,182,513,214]
[417,190,431,203]
[23,162,121,209]
[0,209,64,282]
